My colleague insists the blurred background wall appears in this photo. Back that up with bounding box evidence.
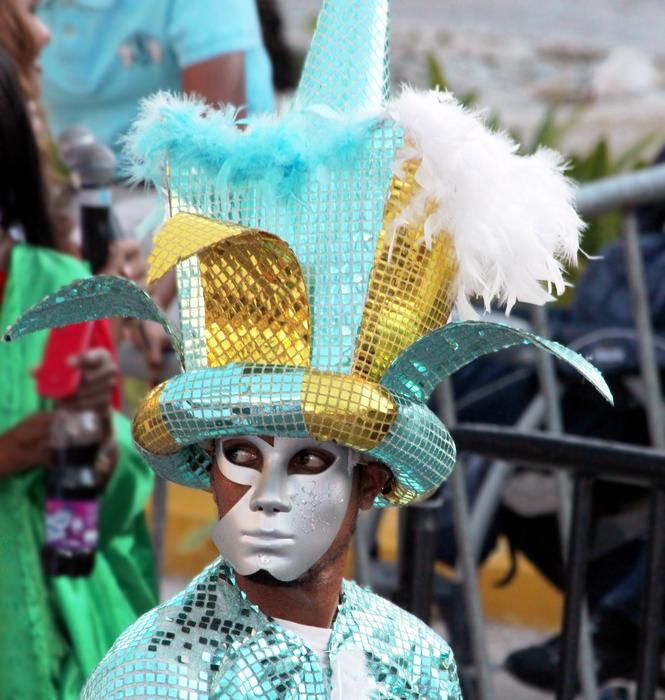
[281,0,665,157]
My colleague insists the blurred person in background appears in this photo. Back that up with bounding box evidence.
[37,0,276,369]
[0,0,75,254]
[0,2,156,698]
[257,0,298,94]
[503,144,665,699]
[1,0,156,364]
[38,0,275,160]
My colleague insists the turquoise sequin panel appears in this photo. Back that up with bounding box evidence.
[368,394,457,507]
[159,365,310,447]
[135,443,212,490]
[294,0,390,113]
[169,121,402,376]
[80,559,464,699]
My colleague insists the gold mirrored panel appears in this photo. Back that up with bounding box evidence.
[199,234,311,368]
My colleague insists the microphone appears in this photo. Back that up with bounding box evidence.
[56,124,95,172]
[59,130,119,273]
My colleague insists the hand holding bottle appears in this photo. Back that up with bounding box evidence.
[63,348,118,416]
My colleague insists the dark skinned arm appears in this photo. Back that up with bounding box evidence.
[181,51,247,114]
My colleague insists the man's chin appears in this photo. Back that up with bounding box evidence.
[243,568,313,588]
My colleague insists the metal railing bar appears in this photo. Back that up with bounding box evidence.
[531,304,598,700]
[636,487,665,700]
[397,494,444,623]
[450,425,665,486]
[438,380,496,700]
[575,163,665,219]
[469,395,545,562]
[556,475,596,700]
[622,212,665,449]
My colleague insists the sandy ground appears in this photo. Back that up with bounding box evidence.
[280,0,665,53]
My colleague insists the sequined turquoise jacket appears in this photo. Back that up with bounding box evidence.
[81,559,462,699]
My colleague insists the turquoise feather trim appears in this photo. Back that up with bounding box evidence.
[123,92,379,200]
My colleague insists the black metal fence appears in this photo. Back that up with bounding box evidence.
[396,164,665,700]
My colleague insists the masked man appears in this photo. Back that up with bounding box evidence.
[5,0,612,697]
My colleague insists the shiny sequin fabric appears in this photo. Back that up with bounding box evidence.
[380,321,614,405]
[3,0,613,506]
[4,4,612,509]
[352,160,459,383]
[81,559,463,700]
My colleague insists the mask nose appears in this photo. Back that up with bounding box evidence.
[249,462,292,514]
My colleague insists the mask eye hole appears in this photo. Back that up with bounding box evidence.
[288,449,335,476]
[223,441,262,471]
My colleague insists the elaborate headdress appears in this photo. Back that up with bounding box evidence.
[5,0,610,505]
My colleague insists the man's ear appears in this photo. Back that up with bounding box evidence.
[357,462,391,510]
[210,464,221,515]
[208,441,223,517]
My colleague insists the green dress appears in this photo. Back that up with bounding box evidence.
[0,244,157,700]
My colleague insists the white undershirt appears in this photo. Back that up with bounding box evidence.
[272,618,373,698]
[273,617,332,669]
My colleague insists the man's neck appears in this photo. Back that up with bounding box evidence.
[235,558,345,629]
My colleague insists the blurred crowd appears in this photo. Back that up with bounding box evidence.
[0,0,663,699]
[0,1,293,697]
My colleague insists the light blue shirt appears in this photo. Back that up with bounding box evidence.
[39,0,275,157]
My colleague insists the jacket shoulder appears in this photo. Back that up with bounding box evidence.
[80,604,171,699]
[344,579,449,649]
[81,564,223,699]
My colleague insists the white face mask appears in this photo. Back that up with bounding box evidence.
[212,436,355,582]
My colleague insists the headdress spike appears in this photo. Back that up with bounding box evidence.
[293,0,390,113]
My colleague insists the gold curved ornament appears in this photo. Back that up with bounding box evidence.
[199,233,311,368]
[380,480,439,506]
[301,370,397,451]
[148,213,255,283]
[132,382,180,455]
[352,159,460,382]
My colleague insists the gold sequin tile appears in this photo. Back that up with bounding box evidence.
[132,382,179,455]
[199,233,311,368]
[301,370,397,450]
[148,213,254,284]
[353,160,459,382]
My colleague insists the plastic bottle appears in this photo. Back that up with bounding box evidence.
[42,409,101,577]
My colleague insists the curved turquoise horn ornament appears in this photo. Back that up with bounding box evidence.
[381,320,613,404]
[3,275,183,363]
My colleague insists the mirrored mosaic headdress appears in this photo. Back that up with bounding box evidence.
[5,0,611,506]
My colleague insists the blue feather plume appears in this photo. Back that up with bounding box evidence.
[123,92,379,200]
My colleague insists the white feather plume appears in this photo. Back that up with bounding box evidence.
[386,88,584,319]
